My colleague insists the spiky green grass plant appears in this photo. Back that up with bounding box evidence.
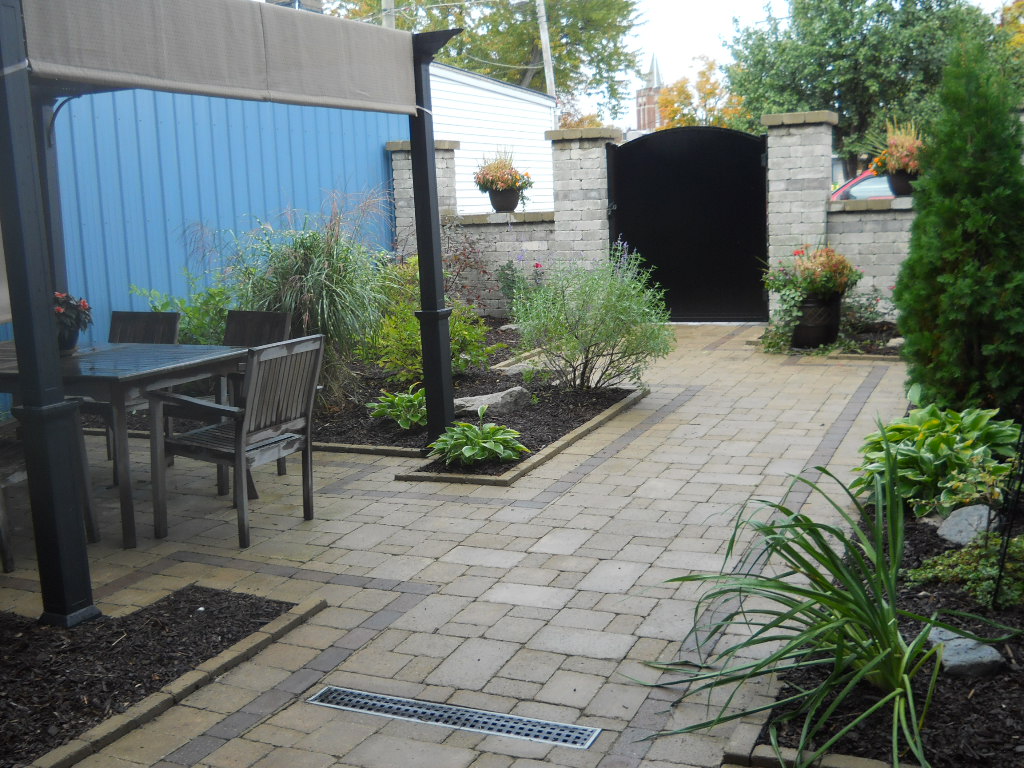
[648,444,992,768]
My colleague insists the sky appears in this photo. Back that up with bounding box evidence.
[606,0,1010,128]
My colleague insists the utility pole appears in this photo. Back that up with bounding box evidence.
[535,0,556,98]
[382,0,396,28]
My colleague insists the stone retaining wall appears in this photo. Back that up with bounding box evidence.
[388,129,621,316]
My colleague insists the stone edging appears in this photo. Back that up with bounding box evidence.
[722,704,920,768]
[392,386,650,486]
[31,597,327,768]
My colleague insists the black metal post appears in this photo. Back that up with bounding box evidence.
[410,29,460,440]
[0,0,99,626]
[35,98,69,293]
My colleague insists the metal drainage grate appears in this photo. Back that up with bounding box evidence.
[307,686,601,748]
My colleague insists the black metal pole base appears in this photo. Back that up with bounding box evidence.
[13,399,99,626]
[39,603,101,628]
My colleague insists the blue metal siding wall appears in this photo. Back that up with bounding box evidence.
[54,90,408,344]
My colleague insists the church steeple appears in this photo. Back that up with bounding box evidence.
[645,56,663,90]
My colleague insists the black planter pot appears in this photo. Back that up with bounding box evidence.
[57,326,80,356]
[889,170,917,196]
[488,188,521,212]
[792,293,842,349]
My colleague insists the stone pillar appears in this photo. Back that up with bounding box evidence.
[386,139,459,257]
[544,128,622,265]
[762,111,837,268]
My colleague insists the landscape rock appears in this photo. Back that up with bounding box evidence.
[928,627,1005,678]
[453,386,532,418]
[937,504,997,546]
[885,336,905,349]
[497,361,543,377]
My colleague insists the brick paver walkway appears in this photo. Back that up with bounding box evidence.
[0,325,908,768]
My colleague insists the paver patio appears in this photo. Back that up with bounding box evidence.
[0,324,908,768]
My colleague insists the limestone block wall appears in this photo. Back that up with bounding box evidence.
[826,198,915,310]
[388,128,621,317]
[764,111,914,316]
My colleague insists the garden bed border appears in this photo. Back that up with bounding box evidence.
[393,385,649,486]
[31,596,327,768]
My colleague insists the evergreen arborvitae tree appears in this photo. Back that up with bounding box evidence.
[894,38,1024,416]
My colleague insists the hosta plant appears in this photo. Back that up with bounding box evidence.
[426,406,530,466]
[366,385,427,430]
[851,386,1019,516]
[646,446,1003,768]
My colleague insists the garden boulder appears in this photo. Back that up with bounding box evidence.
[454,386,532,418]
[937,504,996,546]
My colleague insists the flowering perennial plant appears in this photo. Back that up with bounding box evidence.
[761,245,863,353]
[764,246,862,298]
[473,152,534,193]
[869,120,923,175]
[53,291,93,331]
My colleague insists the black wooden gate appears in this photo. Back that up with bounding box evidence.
[607,127,768,322]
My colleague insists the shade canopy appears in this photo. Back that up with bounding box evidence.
[22,0,417,114]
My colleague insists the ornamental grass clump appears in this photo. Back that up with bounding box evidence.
[647,439,1002,768]
[512,242,673,390]
[229,212,394,398]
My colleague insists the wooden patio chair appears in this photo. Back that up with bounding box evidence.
[77,311,181,482]
[147,335,324,548]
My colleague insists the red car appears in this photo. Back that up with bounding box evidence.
[831,169,895,201]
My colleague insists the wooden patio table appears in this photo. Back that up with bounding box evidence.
[0,342,247,548]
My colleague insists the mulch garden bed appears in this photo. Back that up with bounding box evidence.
[760,517,1024,767]
[314,367,631,475]
[0,585,292,768]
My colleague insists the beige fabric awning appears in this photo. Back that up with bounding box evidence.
[22,0,417,115]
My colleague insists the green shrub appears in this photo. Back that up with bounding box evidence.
[894,38,1024,415]
[905,533,1024,607]
[426,406,530,466]
[231,216,391,354]
[648,443,1001,768]
[495,257,544,306]
[366,385,427,430]
[228,213,393,397]
[851,387,1019,516]
[130,270,234,345]
[360,258,502,382]
[512,243,673,389]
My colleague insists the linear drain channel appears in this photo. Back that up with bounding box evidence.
[308,686,601,748]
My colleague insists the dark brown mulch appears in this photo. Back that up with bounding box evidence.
[759,518,1024,767]
[0,585,292,768]
[846,320,901,356]
[314,368,630,472]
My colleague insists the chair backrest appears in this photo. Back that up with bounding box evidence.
[222,310,292,347]
[240,335,324,446]
[108,311,180,344]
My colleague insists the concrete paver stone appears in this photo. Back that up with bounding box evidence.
[2,326,910,768]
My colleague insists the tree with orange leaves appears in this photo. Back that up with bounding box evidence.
[656,58,747,130]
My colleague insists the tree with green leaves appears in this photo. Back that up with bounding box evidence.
[894,36,1024,416]
[329,0,640,119]
[727,0,994,170]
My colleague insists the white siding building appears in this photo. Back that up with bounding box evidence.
[429,63,556,214]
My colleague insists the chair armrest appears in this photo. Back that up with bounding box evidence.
[147,389,243,419]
